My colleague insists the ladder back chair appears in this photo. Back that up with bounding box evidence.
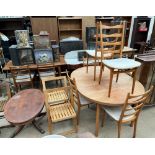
[102,86,153,138]
[86,22,114,74]
[94,21,141,97]
[10,65,34,92]
[66,70,92,125]
[44,77,77,135]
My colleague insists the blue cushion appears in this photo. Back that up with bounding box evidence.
[103,58,141,69]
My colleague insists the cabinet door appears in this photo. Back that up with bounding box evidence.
[30,17,58,42]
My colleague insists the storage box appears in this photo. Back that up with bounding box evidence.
[9,45,35,65]
[15,30,30,48]
[34,49,53,64]
[33,31,50,49]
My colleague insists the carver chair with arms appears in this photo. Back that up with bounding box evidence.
[10,65,34,92]
[101,86,153,138]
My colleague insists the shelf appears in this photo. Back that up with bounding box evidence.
[0,18,24,22]
[59,29,82,31]
[0,28,22,31]
[96,17,114,20]
[58,17,82,40]
[58,17,82,20]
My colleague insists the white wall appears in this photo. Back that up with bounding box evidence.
[147,16,154,41]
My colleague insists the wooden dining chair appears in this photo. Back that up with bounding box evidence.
[44,85,77,135]
[93,21,141,97]
[66,70,92,125]
[86,21,114,74]
[101,86,153,138]
[37,63,56,89]
[10,65,34,92]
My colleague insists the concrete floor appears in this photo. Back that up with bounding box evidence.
[1,105,155,138]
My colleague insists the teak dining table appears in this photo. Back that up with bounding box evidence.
[71,66,145,137]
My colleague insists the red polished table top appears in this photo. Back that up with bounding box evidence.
[4,89,44,125]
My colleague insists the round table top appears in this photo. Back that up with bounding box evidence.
[71,66,145,106]
[86,46,136,57]
[64,50,94,65]
[4,89,44,124]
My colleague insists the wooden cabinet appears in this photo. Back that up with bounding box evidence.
[30,17,58,42]
[58,17,82,40]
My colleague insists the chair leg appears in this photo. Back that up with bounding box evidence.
[117,122,122,138]
[131,69,137,94]
[73,117,78,133]
[77,106,81,125]
[108,69,114,97]
[31,81,34,88]
[116,71,119,83]
[94,57,97,81]
[48,120,52,134]
[101,109,106,127]
[86,53,89,73]
[39,80,43,90]
[130,121,134,127]
[99,63,104,84]
[95,104,100,137]
[133,119,138,138]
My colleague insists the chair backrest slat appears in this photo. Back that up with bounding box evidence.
[95,21,125,60]
[119,86,154,123]
[66,70,81,107]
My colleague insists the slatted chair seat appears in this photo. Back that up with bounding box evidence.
[103,105,135,121]
[49,102,76,122]
[103,58,141,70]
[48,90,68,104]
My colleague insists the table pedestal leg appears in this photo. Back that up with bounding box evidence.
[95,104,100,137]
[10,125,25,138]
[32,120,45,134]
